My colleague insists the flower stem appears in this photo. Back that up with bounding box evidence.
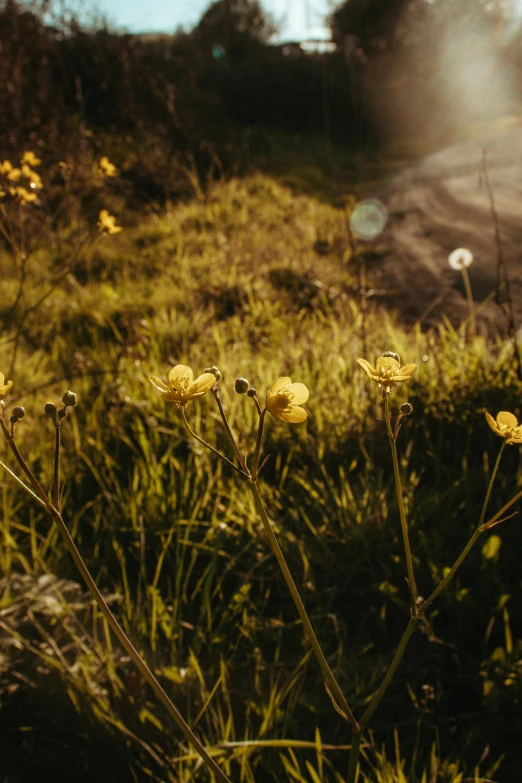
[53,420,61,511]
[212,386,250,475]
[251,408,266,480]
[249,481,358,731]
[478,441,505,528]
[383,393,417,613]
[346,728,362,783]
[421,441,513,614]
[360,616,418,730]
[181,408,248,479]
[461,266,476,338]
[0,420,233,783]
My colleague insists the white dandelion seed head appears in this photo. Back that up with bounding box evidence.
[448,247,473,270]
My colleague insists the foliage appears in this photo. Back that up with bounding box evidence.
[1,144,521,781]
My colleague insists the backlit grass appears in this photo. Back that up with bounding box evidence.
[0,162,521,782]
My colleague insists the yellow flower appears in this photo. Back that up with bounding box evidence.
[9,186,37,204]
[21,151,41,167]
[357,353,417,393]
[99,156,117,177]
[0,160,14,175]
[21,164,43,189]
[98,209,122,234]
[149,364,217,407]
[0,372,13,400]
[485,411,522,445]
[6,167,22,182]
[265,377,309,423]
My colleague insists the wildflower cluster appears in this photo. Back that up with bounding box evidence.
[0,151,43,205]
[149,364,309,424]
[98,208,122,234]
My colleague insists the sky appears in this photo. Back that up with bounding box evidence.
[93,0,332,41]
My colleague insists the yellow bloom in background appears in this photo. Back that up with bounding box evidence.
[0,373,13,400]
[21,164,43,189]
[98,209,122,234]
[22,151,41,167]
[357,354,417,393]
[149,364,217,407]
[9,186,37,204]
[266,377,309,423]
[0,160,14,176]
[485,411,522,445]
[6,167,22,182]
[99,156,117,177]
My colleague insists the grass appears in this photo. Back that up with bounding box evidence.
[0,156,521,782]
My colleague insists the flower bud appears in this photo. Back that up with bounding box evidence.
[44,401,57,416]
[235,377,250,394]
[58,408,68,420]
[61,390,77,407]
[399,402,413,416]
[247,387,257,398]
[382,351,400,364]
[11,406,25,420]
[204,366,222,381]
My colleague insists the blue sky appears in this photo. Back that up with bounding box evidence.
[94,0,331,41]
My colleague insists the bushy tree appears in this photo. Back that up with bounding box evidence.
[192,0,278,60]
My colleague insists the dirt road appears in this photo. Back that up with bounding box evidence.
[374,125,522,334]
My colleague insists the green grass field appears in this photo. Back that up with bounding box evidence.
[0,147,521,783]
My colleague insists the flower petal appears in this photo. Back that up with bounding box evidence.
[191,372,218,396]
[496,411,518,430]
[276,406,307,423]
[269,377,292,395]
[356,358,376,378]
[485,411,500,435]
[287,382,309,405]
[390,364,418,381]
[168,365,194,387]
[149,375,169,393]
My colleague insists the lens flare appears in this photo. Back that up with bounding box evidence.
[349,199,388,240]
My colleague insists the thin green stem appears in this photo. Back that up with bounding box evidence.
[478,441,505,528]
[1,416,49,504]
[1,423,232,783]
[482,489,522,530]
[420,529,482,614]
[383,393,417,613]
[212,387,250,475]
[346,729,362,783]
[0,459,46,507]
[50,505,232,782]
[421,441,511,614]
[251,408,266,480]
[360,616,418,730]
[53,421,61,511]
[461,266,475,338]
[181,408,248,479]
[249,481,358,731]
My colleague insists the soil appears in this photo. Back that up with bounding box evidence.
[371,125,522,334]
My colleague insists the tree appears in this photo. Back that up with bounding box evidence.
[192,0,278,60]
[329,0,515,57]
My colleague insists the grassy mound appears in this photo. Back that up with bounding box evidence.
[0,164,520,782]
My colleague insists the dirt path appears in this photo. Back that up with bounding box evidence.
[373,125,522,333]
